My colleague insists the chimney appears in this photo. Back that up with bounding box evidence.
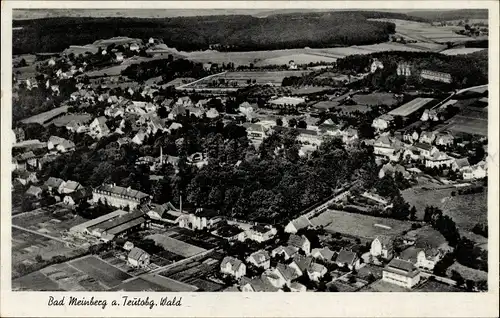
[179,192,183,213]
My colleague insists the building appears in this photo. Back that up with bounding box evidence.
[311,247,335,262]
[265,263,298,287]
[246,250,271,269]
[424,151,454,168]
[419,131,436,144]
[388,98,435,118]
[47,136,75,152]
[370,236,394,260]
[243,123,269,142]
[378,163,409,179]
[370,59,384,73]
[44,177,66,194]
[89,116,110,139]
[127,247,150,268]
[284,216,312,234]
[420,70,452,83]
[296,128,322,147]
[289,282,307,292]
[462,161,487,180]
[397,62,411,77]
[435,132,455,146]
[58,180,83,194]
[307,263,327,282]
[26,185,43,198]
[245,225,277,243]
[372,114,394,131]
[63,188,90,206]
[268,96,306,109]
[373,135,399,159]
[12,151,38,171]
[220,256,246,279]
[414,142,438,158]
[178,208,221,231]
[403,130,419,143]
[399,246,443,271]
[452,158,471,172]
[288,234,311,255]
[382,258,421,289]
[69,209,129,235]
[240,276,280,292]
[271,246,299,260]
[92,184,151,210]
[15,171,38,186]
[335,249,360,270]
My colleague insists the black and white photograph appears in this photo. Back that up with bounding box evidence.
[2,2,498,314]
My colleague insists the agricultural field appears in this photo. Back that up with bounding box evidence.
[369,19,475,44]
[310,209,413,240]
[69,255,133,288]
[187,70,311,88]
[255,53,338,67]
[12,270,63,291]
[446,114,488,136]
[20,105,69,125]
[440,48,487,55]
[289,86,333,95]
[312,101,372,113]
[446,262,488,282]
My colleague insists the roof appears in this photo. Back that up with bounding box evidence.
[454,158,471,169]
[26,185,42,196]
[245,123,267,133]
[128,247,149,261]
[67,188,90,201]
[251,224,273,234]
[388,98,434,117]
[64,180,82,191]
[45,177,65,188]
[311,247,335,261]
[221,256,244,271]
[289,216,311,231]
[335,249,357,265]
[291,254,313,272]
[94,184,150,201]
[414,142,433,151]
[107,216,147,235]
[374,235,394,249]
[15,151,36,161]
[288,234,309,249]
[269,96,305,106]
[307,262,327,274]
[276,263,297,281]
[243,277,279,292]
[385,258,420,278]
[290,282,306,291]
[59,139,76,149]
[48,136,65,145]
[248,250,270,264]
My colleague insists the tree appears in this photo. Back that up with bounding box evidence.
[276,118,283,126]
[409,206,417,221]
[451,270,465,287]
[288,118,297,128]
[297,120,307,129]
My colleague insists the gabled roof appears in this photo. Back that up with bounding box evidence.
[385,258,420,278]
[248,250,270,264]
[335,249,357,265]
[288,234,309,249]
[94,184,149,201]
[243,276,279,292]
[59,139,76,149]
[311,247,335,261]
[128,247,148,261]
[26,185,42,196]
[307,262,327,274]
[64,180,82,191]
[289,216,311,231]
[15,151,36,161]
[221,256,244,272]
[45,177,65,188]
[276,263,297,281]
[291,254,313,272]
[454,158,471,169]
[374,235,394,249]
[67,188,90,201]
[414,142,433,151]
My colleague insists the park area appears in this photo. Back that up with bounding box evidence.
[310,209,412,241]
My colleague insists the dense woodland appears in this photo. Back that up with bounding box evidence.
[12,11,408,54]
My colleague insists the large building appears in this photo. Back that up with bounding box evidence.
[382,258,421,289]
[388,98,435,118]
[92,184,151,210]
[420,70,452,84]
[268,96,306,109]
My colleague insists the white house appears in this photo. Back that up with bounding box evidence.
[424,151,454,168]
[462,161,487,180]
[127,247,150,268]
[419,131,436,144]
[414,142,438,159]
[288,234,311,255]
[372,114,394,131]
[335,249,360,270]
[307,263,327,282]
[220,256,246,279]
[370,59,384,73]
[310,247,335,262]
[284,216,312,234]
[288,254,313,277]
[246,250,271,269]
[370,236,394,260]
[245,225,277,243]
[89,116,110,139]
[271,246,298,260]
[435,133,454,146]
[399,246,443,272]
[382,258,421,289]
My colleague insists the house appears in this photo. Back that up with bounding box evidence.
[213,223,246,241]
[47,136,75,152]
[424,151,454,168]
[245,225,277,243]
[66,120,88,133]
[89,117,110,139]
[243,123,268,142]
[127,247,150,268]
[246,250,271,269]
[403,130,419,143]
[239,102,254,120]
[288,234,311,255]
[58,180,83,194]
[284,216,312,234]
[311,247,335,262]
[271,246,299,260]
[206,108,220,119]
[342,128,359,144]
[132,130,148,145]
[146,117,167,135]
[452,158,471,172]
[92,183,151,210]
[289,254,313,277]
[335,249,360,270]
[382,258,421,289]
[289,282,307,292]
[175,96,194,108]
[15,171,38,186]
[307,263,327,282]
[105,106,125,118]
[399,246,443,271]
[268,96,306,109]
[297,129,322,147]
[44,177,66,193]
[117,137,131,147]
[370,236,394,260]
[220,256,246,279]
[419,131,436,144]
[414,142,438,158]
[13,151,38,171]
[420,109,439,122]
[265,263,298,287]
[463,161,487,180]
[372,114,394,131]
[370,58,384,73]
[63,188,90,206]
[26,185,43,198]
[168,104,187,119]
[57,140,76,153]
[373,135,401,161]
[240,276,280,292]
[186,107,205,118]
[420,70,452,84]
[178,208,221,231]
[435,132,454,146]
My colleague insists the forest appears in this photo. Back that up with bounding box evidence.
[12,10,405,54]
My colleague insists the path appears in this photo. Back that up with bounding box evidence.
[12,224,71,246]
[176,71,227,89]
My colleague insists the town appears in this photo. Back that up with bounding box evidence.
[11,9,489,293]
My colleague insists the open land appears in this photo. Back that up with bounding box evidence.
[310,209,413,241]
[20,106,69,125]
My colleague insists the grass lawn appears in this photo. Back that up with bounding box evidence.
[311,209,412,240]
[69,255,132,288]
[352,92,398,106]
[446,262,488,282]
[12,271,63,291]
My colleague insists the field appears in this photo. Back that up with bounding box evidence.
[20,106,69,125]
[447,116,488,136]
[446,262,488,282]
[255,53,338,67]
[351,92,399,106]
[312,101,372,113]
[412,280,462,292]
[440,48,487,55]
[405,226,449,250]
[360,279,409,292]
[69,255,132,288]
[310,210,412,240]
[289,86,333,95]
[83,55,175,78]
[47,113,92,127]
[369,19,475,44]
[147,234,207,258]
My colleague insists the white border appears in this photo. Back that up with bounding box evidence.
[1,1,499,317]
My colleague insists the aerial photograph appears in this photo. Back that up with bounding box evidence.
[11,8,489,293]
